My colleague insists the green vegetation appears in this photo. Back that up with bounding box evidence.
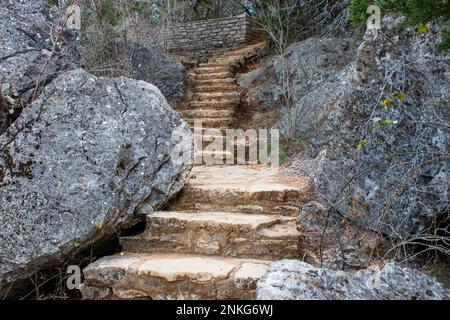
[44,0,59,6]
[279,137,307,164]
[94,221,104,230]
[426,262,450,288]
[349,0,450,53]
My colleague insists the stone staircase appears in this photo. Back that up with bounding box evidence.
[80,43,314,300]
[182,42,265,132]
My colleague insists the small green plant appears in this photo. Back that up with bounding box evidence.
[44,0,59,7]
[73,239,81,248]
[380,91,408,111]
[368,117,395,131]
[279,137,307,164]
[356,139,366,150]
[94,221,104,230]
[426,262,450,288]
[349,0,450,53]
[349,0,384,27]
[253,110,279,129]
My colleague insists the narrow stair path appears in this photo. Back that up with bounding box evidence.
[80,43,314,300]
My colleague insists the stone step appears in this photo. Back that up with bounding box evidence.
[194,84,238,93]
[199,62,230,68]
[195,150,235,165]
[190,133,261,156]
[186,117,234,129]
[194,72,233,81]
[209,57,245,67]
[233,42,266,54]
[192,139,262,161]
[195,66,230,74]
[194,133,256,146]
[223,46,263,57]
[193,78,236,86]
[182,109,234,119]
[202,42,265,67]
[193,92,239,102]
[190,100,237,110]
[121,211,300,260]
[81,253,269,300]
[170,165,313,215]
[221,51,253,59]
[221,54,250,61]
[199,61,237,68]
[198,43,265,67]
[193,132,233,149]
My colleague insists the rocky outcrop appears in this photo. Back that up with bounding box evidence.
[0,0,81,134]
[238,37,358,141]
[239,16,449,240]
[0,69,192,295]
[113,43,187,104]
[256,260,450,300]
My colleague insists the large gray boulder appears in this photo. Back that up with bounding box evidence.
[114,43,187,104]
[257,260,450,300]
[91,42,188,104]
[0,69,192,293]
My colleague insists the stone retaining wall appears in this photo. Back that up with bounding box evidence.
[149,15,265,60]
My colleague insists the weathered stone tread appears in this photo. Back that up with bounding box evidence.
[81,253,269,300]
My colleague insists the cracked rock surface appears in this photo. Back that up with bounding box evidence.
[0,69,193,290]
[257,260,450,300]
[0,0,80,95]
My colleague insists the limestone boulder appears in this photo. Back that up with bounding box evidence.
[0,69,192,294]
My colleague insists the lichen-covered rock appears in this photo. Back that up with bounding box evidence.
[237,37,358,141]
[240,16,449,239]
[0,69,192,293]
[256,260,450,300]
[0,0,81,133]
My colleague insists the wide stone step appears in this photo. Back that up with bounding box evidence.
[226,43,266,56]
[190,133,264,162]
[81,253,269,300]
[192,132,232,149]
[193,78,236,86]
[221,54,251,61]
[223,47,262,57]
[186,117,234,129]
[201,42,265,67]
[194,72,233,80]
[195,66,230,74]
[194,84,238,93]
[193,92,239,102]
[170,165,313,215]
[210,57,245,67]
[195,150,235,165]
[189,100,237,110]
[193,133,257,150]
[120,211,300,260]
[182,109,234,119]
[199,62,232,68]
